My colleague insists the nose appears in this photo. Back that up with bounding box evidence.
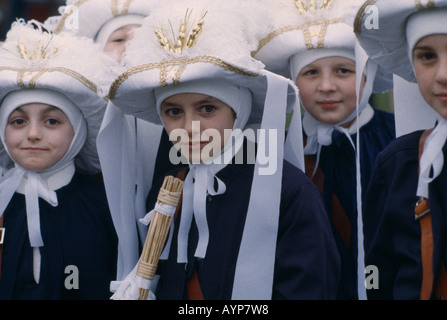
[318,73,337,92]
[27,122,42,142]
[435,56,447,85]
[182,113,201,139]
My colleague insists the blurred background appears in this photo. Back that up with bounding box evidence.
[0,0,63,40]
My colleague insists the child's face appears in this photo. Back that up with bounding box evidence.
[297,56,357,126]
[412,34,447,119]
[5,103,74,171]
[160,93,236,163]
[103,24,140,62]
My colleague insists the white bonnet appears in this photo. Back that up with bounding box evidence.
[45,0,158,47]
[0,20,117,174]
[355,0,447,83]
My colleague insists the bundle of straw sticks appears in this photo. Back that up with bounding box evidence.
[137,175,184,300]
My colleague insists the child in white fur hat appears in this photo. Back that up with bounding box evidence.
[0,20,117,299]
[47,0,181,282]
[251,0,395,300]
[107,0,340,299]
[356,0,447,300]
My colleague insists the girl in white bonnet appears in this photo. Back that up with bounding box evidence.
[356,0,447,300]
[108,0,340,299]
[0,21,117,299]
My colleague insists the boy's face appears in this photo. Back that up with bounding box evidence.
[5,103,74,171]
[413,34,447,119]
[297,56,357,126]
[103,24,140,62]
[160,93,236,163]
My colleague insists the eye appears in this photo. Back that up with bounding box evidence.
[302,69,318,76]
[337,68,353,75]
[9,118,26,126]
[200,105,215,114]
[44,118,61,126]
[165,108,182,117]
[414,49,437,63]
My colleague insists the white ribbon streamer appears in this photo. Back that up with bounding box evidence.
[0,166,59,283]
[417,118,447,199]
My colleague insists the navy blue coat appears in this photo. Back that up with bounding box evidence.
[364,129,447,299]
[305,109,396,299]
[0,172,117,300]
[147,158,340,300]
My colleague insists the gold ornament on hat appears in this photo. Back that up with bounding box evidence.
[415,0,435,10]
[17,39,58,61]
[295,0,333,15]
[155,9,207,54]
[111,0,132,16]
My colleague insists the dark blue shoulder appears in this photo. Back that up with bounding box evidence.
[375,130,425,164]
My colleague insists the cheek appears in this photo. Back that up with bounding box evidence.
[296,80,315,109]
[4,127,19,149]
[414,67,433,101]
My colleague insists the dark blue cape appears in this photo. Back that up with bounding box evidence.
[305,109,396,299]
[0,172,117,300]
[146,152,340,300]
[364,129,447,299]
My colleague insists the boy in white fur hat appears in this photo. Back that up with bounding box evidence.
[0,20,117,299]
[108,0,340,299]
[47,0,181,282]
[251,0,395,299]
[356,0,447,300]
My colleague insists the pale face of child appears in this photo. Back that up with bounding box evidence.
[412,34,447,119]
[5,103,74,171]
[160,93,236,163]
[103,24,140,62]
[297,56,358,127]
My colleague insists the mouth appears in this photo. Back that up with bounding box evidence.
[317,100,341,109]
[435,93,447,103]
[21,147,48,152]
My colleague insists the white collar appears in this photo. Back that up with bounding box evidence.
[16,161,76,194]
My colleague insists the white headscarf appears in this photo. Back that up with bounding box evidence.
[153,79,252,262]
[0,88,87,283]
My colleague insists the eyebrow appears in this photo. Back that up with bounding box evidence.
[413,45,433,51]
[10,105,64,115]
[161,96,221,108]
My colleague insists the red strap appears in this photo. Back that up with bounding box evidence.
[187,269,204,300]
[305,154,352,249]
[416,129,435,300]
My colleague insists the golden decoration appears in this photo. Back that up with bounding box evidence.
[112,0,132,17]
[108,55,260,99]
[0,66,97,92]
[294,0,333,15]
[252,17,342,56]
[155,9,207,54]
[17,39,58,61]
[415,0,435,9]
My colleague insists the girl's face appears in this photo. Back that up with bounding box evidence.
[160,93,236,163]
[413,34,447,119]
[297,56,358,126]
[5,103,74,171]
[103,24,140,62]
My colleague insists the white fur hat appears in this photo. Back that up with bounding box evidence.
[45,0,158,47]
[108,0,298,126]
[354,0,447,83]
[0,20,117,174]
[250,0,392,93]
